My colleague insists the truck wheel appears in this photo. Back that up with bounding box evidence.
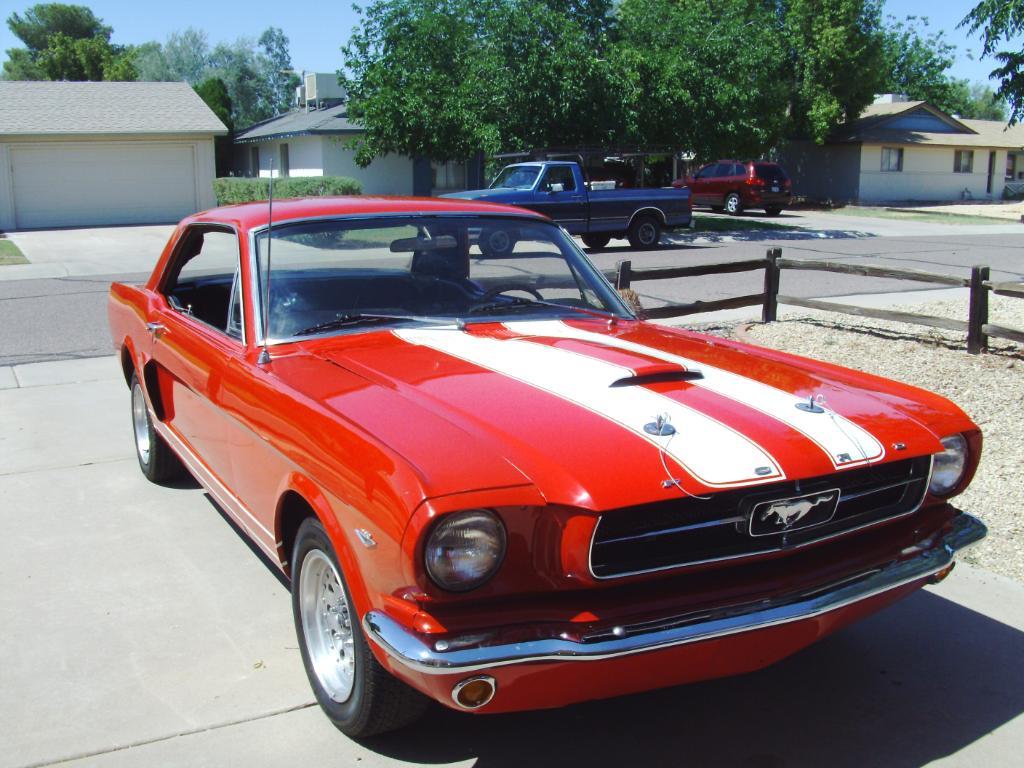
[582,233,612,250]
[725,193,743,216]
[627,216,661,249]
[478,226,517,257]
[293,518,429,737]
[131,373,183,483]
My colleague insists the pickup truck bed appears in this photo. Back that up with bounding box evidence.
[443,161,692,251]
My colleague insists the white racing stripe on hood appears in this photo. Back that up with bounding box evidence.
[503,321,885,469]
[395,327,783,488]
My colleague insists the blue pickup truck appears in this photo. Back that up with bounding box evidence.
[442,161,692,252]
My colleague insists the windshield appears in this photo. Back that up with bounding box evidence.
[254,216,629,341]
[489,166,541,190]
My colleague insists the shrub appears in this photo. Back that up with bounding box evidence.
[213,176,362,205]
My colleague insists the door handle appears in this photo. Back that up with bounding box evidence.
[146,322,167,339]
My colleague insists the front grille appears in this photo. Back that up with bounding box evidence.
[590,456,932,579]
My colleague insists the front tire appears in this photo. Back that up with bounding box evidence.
[292,518,428,738]
[130,373,183,483]
[581,233,612,250]
[627,215,662,249]
[725,192,743,215]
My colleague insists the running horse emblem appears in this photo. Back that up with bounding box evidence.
[760,492,838,529]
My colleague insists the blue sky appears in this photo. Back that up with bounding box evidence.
[0,1,1013,85]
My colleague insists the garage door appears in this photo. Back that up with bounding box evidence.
[11,143,197,228]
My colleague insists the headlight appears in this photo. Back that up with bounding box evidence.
[929,435,968,496]
[424,510,506,591]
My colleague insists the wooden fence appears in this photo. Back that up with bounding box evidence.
[614,247,1024,354]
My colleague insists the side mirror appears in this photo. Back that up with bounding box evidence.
[548,183,564,193]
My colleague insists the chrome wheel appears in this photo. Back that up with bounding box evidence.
[637,221,657,246]
[131,381,151,465]
[726,194,741,215]
[299,549,355,702]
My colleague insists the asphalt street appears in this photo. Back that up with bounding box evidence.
[2,210,1023,365]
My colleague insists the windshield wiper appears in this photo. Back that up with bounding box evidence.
[292,313,459,337]
[467,296,618,322]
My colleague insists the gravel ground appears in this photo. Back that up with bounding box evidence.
[694,296,1024,582]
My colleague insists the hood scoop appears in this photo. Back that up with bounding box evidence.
[610,362,703,388]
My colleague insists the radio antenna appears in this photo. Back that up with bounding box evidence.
[258,158,275,365]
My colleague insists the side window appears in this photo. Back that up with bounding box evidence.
[162,227,242,337]
[541,167,576,192]
[712,163,730,177]
[733,163,747,177]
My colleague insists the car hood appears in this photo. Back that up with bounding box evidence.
[441,188,525,202]
[302,318,966,511]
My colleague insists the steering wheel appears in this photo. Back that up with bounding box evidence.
[481,285,545,301]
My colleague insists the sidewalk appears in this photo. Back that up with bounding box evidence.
[1,355,1023,767]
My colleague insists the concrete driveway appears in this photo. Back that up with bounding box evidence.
[3,225,174,281]
[2,356,1023,768]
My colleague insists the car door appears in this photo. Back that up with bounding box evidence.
[531,166,588,232]
[690,164,714,205]
[150,225,246,490]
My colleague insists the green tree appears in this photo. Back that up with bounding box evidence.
[2,3,133,80]
[342,0,499,164]
[778,0,886,142]
[880,16,959,107]
[342,0,622,165]
[134,26,298,128]
[961,0,1024,122]
[946,79,1008,120]
[258,27,300,118]
[612,0,789,159]
[194,76,233,130]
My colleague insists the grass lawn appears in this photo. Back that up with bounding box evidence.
[828,206,1010,225]
[691,214,798,233]
[0,237,28,265]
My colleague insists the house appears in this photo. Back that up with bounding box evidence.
[782,95,1024,204]
[0,81,226,230]
[232,73,483,196]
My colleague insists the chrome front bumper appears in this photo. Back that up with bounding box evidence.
[364,513,985,675]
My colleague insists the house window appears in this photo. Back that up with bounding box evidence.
[431,160,466,192]
[1006,153,1016,181]
[279,144,290,177]
[881,147,903,172]
[954,150,974,174]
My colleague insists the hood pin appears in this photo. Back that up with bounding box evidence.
[644,413,676,436]
[795,395,825,414]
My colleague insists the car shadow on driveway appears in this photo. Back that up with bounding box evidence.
[363,590,1024,767]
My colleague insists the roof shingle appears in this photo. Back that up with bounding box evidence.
[234,102,360,143]
[0,81,228,136]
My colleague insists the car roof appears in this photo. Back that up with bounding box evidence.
[184,195,546,230]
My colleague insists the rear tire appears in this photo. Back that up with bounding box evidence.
[764,206,782,216]
[130,373,183,483]
[478,226,517,257]
[292,518,429,738]
[581,233,612,250]
[627,216,662,249]
[725,193,743,216]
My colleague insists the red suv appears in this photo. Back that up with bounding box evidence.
[673,160,791,216]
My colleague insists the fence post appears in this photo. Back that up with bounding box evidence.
[967,265,990,354]
[762,247,781,323]
[616,260,632,290]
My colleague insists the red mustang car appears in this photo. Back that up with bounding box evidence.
[109,196,984,737]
